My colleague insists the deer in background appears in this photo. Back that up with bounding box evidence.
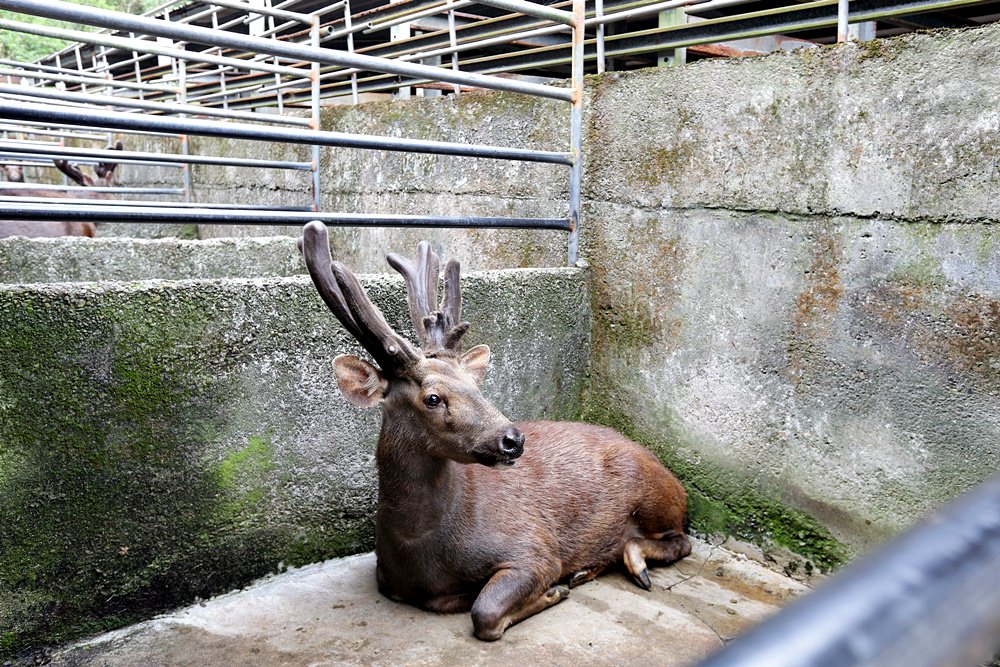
[0,140,124,239]
[299,221,690,641]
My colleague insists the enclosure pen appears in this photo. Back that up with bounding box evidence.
[0,0,585,260]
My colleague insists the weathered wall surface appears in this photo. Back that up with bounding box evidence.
[580,25,1000,561]
[0,268,589,655]
[0,237,305,284]
[105,21,1000,570]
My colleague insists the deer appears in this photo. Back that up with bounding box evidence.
[0,140,123,239]
[299,220,691,641]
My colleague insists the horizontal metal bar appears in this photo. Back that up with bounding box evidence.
[0,101,574,165]
[0,142,313,170]
[696,473,1000,667]
[585,0,710,24]
[0,203,573,230]
[205,0,312,24]
[0,63,176,94]
[0,18,306,78]
[0,0,572,102]
[0,125,108,142]
[0,84,312,127]
[405,23,570,61]
[3,116,182,140]
[0,183,185,195]
[0,196,312,211]
[0,151,183,169]
[364,0,474,33]
[473,0,576,25]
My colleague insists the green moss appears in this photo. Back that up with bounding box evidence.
[579,402,849,573]
[635,143,695,189]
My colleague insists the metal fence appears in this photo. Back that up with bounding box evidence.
[0,0,997,263]
[0,0,584,260]
[695,473,1000,667]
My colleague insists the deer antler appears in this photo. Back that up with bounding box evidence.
[387,241,470,356]
[54,159,91,187]
[94,140,123,183]
[299,221,420,375]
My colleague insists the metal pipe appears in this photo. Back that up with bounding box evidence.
[837,0,849,40]
[0,196,312,211]
[0,203,573,230]
[0,0,573,102]
[696,473,1000,667]
[0,124,106,142]
[0,183,184,195]
[567,0,584,265]
[1,117,183,139]
[0,84,313,127]
[596,0,606,73]
[363,0,473,33]
[587,0,711,24]
[0,63,176,94]
[205,0,312,24]
[0,100,575,165]
[0,152,186,169]
[405,24,570,62]
[310,16,321,212]
[473,0,575,25]
[0,18,305,78]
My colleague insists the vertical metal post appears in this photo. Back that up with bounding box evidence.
[342,0,359,104]
[448,7,460,94]
[657,7,687,67]
[837,0,849,41]
[178,58,192,203]
[596,0,606,74]
[567,0,584,265]
[310,14,321,212]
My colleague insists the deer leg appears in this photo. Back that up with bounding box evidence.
[423,592,475,614]
[623,531,692,591]
[471,568,569,641]
[567,565,607,588]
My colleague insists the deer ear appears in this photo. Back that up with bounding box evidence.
[332,354,387,407]
[460,345,491,385]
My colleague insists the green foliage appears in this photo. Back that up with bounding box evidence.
[0,0,162,63]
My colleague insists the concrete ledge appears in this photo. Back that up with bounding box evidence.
[0,267,589,657]
[0,236,305,284]
[46,538,809,667]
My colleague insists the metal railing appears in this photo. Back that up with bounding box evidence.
[0,0,997,263]
[0,0,585,261]
[696,473,1000,667]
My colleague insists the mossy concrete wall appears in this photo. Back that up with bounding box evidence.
[0,267,589,657]
[112,23,1000,566]
[0,237,305,284]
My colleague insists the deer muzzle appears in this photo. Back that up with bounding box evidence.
[475,425,524,468]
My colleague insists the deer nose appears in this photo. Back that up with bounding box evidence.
[499,427,525,458]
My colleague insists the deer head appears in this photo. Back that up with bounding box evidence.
[54,140,123,188]
[3,164,23,183]
[299,221,524,467]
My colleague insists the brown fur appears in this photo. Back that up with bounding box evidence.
[0,141,123,239]
[303,227,691,641]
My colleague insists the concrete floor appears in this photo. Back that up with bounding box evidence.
[49,538,810,667]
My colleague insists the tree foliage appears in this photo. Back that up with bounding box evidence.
[0,0,163,63]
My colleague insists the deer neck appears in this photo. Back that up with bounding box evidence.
[374,415,462,539]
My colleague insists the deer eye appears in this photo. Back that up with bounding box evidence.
[424,394,442,408]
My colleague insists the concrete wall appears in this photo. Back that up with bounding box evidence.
[0,267,589,655]
[10,20,998,652]
[114,22,1000,565]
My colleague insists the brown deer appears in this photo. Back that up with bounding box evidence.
[0,141,123,239]
[299,221,690,641]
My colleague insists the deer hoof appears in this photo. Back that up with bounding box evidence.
[545,584,571,602]
[569,570,590,587]
[632,568,651,591]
